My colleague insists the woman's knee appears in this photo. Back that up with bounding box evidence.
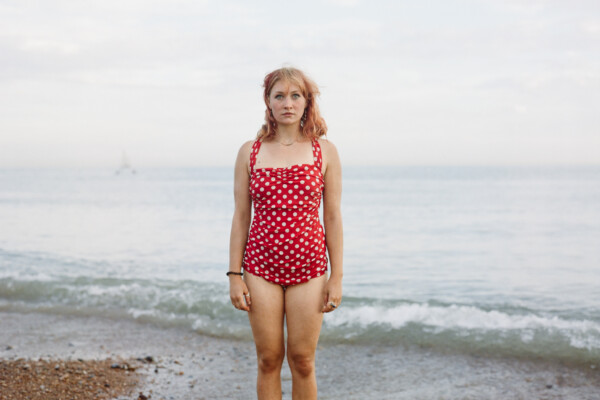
[287,352,315,377]
[257,349,285,374]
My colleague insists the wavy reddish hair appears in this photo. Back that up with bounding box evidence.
[258,67,327,141]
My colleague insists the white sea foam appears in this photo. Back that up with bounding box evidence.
[326,303,600,349]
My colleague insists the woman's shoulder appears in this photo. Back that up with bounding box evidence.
[238,139,257,154]
[316,138,341,171]
[316,137,338,155]
[235,139,258,165]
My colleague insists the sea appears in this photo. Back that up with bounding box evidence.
[1,166,599,367]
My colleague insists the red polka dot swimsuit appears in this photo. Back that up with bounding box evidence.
[243,139,328,286]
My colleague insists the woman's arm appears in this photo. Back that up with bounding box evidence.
[320,139,343,312]
[228,141,253,311]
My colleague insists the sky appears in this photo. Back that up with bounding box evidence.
[1,0,599,167]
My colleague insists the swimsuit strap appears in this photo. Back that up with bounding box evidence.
[249,140,262,172]
[312,139,323,170]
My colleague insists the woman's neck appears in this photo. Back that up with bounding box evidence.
[275,124,302,143]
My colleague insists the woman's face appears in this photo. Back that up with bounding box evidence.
[269,80,306,127]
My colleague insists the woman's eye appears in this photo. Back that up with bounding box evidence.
[275,95,283,99]
[292,94,301,99]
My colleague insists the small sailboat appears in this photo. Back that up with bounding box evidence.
[115,151,136,175]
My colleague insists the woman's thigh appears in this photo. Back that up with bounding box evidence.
[244,272,286,355]
[284,274,327,355]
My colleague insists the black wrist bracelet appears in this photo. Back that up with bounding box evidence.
[226,271,243,276]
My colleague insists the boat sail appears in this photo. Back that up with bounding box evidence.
[115,151,136,174]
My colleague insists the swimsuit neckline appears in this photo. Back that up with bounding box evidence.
[253,162,318,172]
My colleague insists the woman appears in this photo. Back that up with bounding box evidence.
[228,66,343,400]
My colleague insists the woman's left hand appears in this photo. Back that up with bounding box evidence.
[322,276,343,313]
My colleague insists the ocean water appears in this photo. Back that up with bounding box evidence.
[1,166,599,366]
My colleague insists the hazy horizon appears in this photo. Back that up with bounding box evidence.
[1,0,599,168]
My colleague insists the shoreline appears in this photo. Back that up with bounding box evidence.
[1,311,599,400]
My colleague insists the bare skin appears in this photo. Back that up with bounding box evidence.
[244,272,327,399]
[228,79,343,400]
[285,275,328,399]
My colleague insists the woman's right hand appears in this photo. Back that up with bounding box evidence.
[229,276,251,311]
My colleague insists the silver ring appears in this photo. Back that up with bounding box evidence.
[329,302,337,309]
[244,293,250,297]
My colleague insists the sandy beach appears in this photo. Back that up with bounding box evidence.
[1,311,598,400]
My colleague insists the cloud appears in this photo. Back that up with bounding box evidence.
[581,20,600,34]
[326,0,361,6]
[1,0,599,166]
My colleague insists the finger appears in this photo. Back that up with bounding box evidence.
[244,292,252,306]
[232,296,246,312]
[322,290,333,312]
[238,295,250,312]
[323,299,341,313]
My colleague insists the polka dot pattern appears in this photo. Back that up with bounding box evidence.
[243,140,328,285]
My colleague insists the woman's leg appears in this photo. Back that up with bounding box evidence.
[285,274,327,400]
[244,272,286,400]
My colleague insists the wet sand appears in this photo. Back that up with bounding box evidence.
[1,311,598,400]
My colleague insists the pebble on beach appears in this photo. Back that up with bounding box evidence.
[0,358,140,400]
